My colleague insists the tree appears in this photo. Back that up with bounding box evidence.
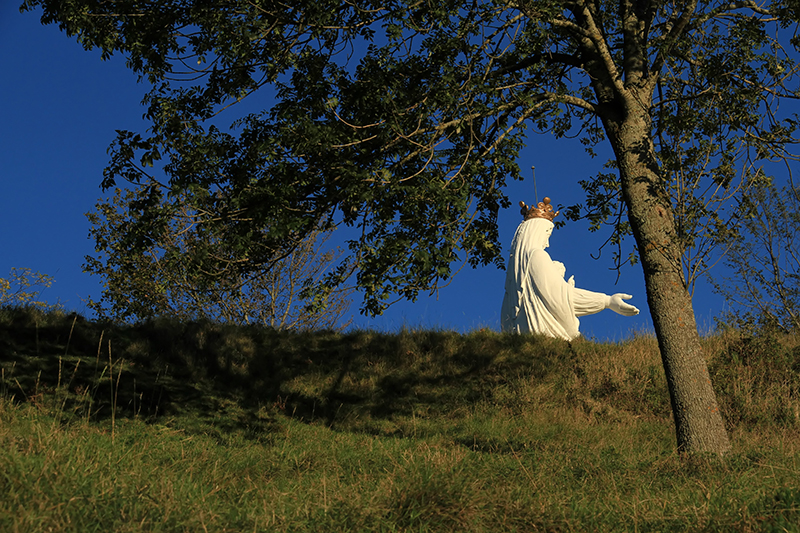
[0,267,60,310]
[712,180,800,333]
[22,0,800,454]
[85,184,352,329]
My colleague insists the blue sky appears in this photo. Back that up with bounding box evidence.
[2,5,736,340]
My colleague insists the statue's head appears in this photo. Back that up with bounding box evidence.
[518,217,554,250]
[519,197,559,222]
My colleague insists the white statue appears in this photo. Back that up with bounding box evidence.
[500,197,640,341]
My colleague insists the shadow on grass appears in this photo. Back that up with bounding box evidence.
[0,307,572,440]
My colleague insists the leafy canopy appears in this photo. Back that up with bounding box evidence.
[21,0,800,314]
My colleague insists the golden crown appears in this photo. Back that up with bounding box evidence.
[520,197,559,222]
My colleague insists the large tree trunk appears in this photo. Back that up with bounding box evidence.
[573,0,731,453]
[603,90,731,455]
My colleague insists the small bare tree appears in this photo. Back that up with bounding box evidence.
[712,181,800,333]
[0,268,60,310]
[85,185,352,329]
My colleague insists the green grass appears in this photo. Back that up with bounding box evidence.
[1,306,799,532]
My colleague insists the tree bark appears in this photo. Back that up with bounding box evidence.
[602,89,731,455]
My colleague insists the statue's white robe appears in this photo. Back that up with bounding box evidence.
[500,218,609,341]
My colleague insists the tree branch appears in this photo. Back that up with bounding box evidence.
[651,0,699,75]
[490,51,584,78]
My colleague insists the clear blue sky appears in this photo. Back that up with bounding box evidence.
[2,5,735,340]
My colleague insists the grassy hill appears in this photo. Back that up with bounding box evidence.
[1,306,799,532]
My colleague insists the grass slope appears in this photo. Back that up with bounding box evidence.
[1,306,799,532]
